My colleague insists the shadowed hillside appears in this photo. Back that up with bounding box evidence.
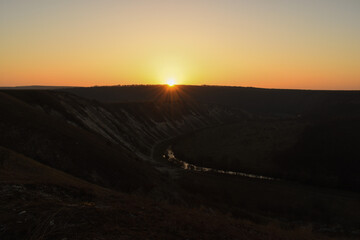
[0,89,244,192]
[0,91,161,193]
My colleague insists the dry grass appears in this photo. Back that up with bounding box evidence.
[0,146,118,197]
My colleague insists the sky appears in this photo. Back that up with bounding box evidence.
[1,0,360,89]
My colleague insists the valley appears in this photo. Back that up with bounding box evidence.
[1,85,360,239]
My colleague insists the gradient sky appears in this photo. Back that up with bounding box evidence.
[1,0,360,89]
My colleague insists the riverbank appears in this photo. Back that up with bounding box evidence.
[150,129,360,238]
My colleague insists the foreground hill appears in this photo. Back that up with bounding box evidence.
[0,146,331,240]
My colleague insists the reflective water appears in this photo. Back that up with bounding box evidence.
[165,148,276,180]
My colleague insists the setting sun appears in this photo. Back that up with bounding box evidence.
[167,78,176,87]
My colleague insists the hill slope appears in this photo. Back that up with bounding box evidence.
[0,89,243,192]
[0,146,330,240]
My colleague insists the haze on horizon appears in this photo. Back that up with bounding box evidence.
[1,0,360,90]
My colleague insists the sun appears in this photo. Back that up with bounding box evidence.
[166,78,176,87]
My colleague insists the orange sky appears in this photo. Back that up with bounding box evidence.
[1,0,360,90]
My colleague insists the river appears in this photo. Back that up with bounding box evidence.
[164,147,276,181]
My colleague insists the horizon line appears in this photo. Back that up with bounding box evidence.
[0,84,359,92]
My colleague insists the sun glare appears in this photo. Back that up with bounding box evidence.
[167,78,176,87]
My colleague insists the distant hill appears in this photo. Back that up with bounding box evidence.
[0,85,72,90]
[63,85,360,117]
